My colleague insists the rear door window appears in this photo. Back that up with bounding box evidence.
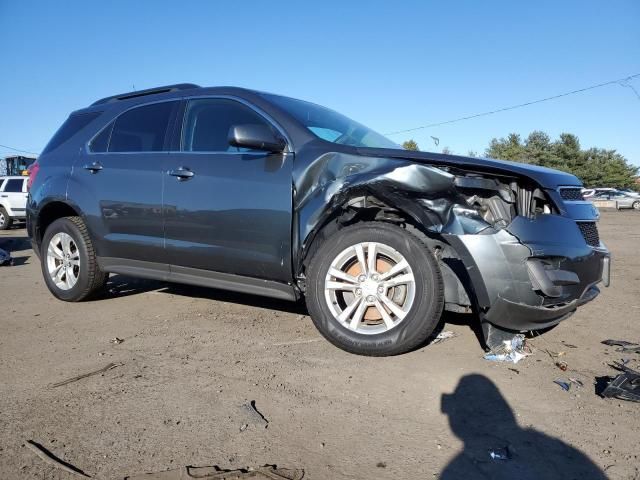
[108,102,176,152]
[3,179,25,192]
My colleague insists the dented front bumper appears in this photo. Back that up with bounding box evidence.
[446,214,610,332]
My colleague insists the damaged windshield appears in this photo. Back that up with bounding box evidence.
[263,93,400,149]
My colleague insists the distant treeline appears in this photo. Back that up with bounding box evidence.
[402,131,639,189]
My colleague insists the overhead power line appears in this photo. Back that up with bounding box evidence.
[385,73,640,136]
[2,73,639,152]
[0,143,40,156]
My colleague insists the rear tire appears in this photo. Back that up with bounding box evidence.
[306,222,444,356]
[633,201,640,210]
[41,216,108,301]
[0,207,12,230]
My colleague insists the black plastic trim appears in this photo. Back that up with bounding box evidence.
[97,257,297,301]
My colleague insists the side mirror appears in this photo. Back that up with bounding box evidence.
[228,124,286,153]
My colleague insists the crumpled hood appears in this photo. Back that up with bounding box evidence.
[356,147,582,189]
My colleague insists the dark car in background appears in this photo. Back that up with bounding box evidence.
[27,84,610,355]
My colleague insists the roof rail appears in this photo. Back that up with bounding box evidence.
[91,83,200,106]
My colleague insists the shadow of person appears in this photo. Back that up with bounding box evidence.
[441,374,607,480]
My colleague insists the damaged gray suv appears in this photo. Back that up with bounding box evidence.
[27,84,611,356]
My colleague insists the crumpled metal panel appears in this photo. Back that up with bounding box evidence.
[294,152,496,267]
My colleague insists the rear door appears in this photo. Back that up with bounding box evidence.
[163,97,293,282]
[70,100,179,265]
[1,178,28,215]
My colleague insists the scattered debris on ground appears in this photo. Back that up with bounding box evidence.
[483,334,529,364]
[25,440,91,478]
[543,348,565,362]
[110,337,125,344]
[598,362,640,403]
[602,339,640,354]
[239,400,269,430]
[0,247,12,266]
[124,464,304,479]
[431,330,457,345]
[488,447,511,461]
[553,379,571,392]
[50,362,122,388]
[569,377,584,388]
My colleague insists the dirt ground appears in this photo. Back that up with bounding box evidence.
[1,210,639,479]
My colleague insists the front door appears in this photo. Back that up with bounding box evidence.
[163,97,293,282]
[70,101,179,265]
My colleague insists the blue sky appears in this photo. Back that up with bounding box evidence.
[1,0,639,164]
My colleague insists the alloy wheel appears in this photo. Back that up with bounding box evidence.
[324,242,416,335]
[46,232,81,290]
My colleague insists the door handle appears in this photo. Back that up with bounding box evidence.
[0,195,7,198]
[84,162,103,173]
[168,167,195,181]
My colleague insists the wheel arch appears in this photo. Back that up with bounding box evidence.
[296,193,481,313]
[35,201,82,244]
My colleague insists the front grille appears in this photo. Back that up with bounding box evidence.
[560,188,584,201]
[577,222,600,247]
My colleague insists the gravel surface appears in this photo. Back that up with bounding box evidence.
[1,211,639,479]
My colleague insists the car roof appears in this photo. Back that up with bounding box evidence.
[73,84,288,116]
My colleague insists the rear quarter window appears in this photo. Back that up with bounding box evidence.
[42,112,102,154]
[90,122,114,153]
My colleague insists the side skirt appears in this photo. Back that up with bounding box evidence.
[97,257,298,301]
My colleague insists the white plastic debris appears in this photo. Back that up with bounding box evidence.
[483,334,528,364]
[488,447,511,460]
[432,330,457,345]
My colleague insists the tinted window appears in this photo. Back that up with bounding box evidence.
[181,99,274,152]
[4,179,24,193]
[109,102,175,152]
[42,112,102,154]
[90,122,114,153]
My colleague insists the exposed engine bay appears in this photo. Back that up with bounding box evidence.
[451,169,554,231]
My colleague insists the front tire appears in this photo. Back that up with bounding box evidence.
[306,222,444,356]
[41,216,108,301]
[0,207,12,230]
[633,201,640,210]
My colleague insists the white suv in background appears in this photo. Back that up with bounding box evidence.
[0,176,28,230]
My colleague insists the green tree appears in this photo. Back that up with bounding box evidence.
[551,133,582,172]
[485,131,638,188]
[486,133,528,163]
[579,148,639,188]
[524,131,554,166]
[402,139,419,151]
